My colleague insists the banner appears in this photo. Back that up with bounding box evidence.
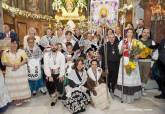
[90,0,119,28]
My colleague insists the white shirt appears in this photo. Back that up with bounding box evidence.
[44,51,66,77]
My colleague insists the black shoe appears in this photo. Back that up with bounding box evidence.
[32,92,37,96]
[58,96,62,100]
[154,94,165,99]
[50,102,56,106]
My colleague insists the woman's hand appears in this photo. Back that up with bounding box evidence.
[122,44,127,49]
[134,54,140,59]
[12,64,20,71]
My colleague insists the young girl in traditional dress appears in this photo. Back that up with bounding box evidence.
[62,58,90,114]
[1,39,31,106]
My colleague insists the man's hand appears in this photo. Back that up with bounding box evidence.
[46,76,53,82]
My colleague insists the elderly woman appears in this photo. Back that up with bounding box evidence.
[62,58,90,114]
[24,36,46,96]
[1,39,31,106]
[24,27,40,49]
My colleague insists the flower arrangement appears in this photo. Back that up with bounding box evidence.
[125,61,136,75]
[124,39,153,75]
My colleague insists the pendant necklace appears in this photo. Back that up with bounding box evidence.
[112,43,115,55]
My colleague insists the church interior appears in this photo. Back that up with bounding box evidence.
[0,0,165,114]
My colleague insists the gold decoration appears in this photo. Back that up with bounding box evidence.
[52,0,87,20]
[150,3,165,21]
[2,2,55,21]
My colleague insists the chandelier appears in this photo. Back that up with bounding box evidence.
[150,1,165,21]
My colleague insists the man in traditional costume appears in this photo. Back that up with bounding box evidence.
[44,42,66,106]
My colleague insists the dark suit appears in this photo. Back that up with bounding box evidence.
[99,42,121,92]
[158,39,165,97]
[135,28,144,40]
[115,36,122,44]
[0,32,19,42]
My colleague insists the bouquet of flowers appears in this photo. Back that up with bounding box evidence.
[129,39,146,59]
[125,61,136,75]
[138,47,153,58]
[124,39,152,75]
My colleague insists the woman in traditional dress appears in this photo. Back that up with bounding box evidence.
[25,36,46,96]
[62,58,90,114]
[114,28,142,103]
[0,69,11,112]
[1,39,31,106]
[87,59,111,110]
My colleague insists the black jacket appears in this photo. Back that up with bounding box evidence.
[158,39,165,66]
[99,42,121,70]
[0,32,19,42]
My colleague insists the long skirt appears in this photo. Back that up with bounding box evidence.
[0,71,11,113]
[62,88,90,114]
[5,65,31,103]
[114,59,142,103]
[91,83,111,110]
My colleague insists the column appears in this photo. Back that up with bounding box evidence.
[0,0,4,32]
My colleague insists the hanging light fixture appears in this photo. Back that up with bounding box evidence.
[150,0,165,21]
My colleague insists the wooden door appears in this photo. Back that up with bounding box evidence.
[17,22,27,48]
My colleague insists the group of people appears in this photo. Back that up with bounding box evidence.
[0,18,165,114]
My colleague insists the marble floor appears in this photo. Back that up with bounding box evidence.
[2,89,165,114]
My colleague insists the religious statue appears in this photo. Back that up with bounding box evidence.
[65,0,74,12]
[61,0,79,17]
[99,7,109,26]
[52,0,87,20]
